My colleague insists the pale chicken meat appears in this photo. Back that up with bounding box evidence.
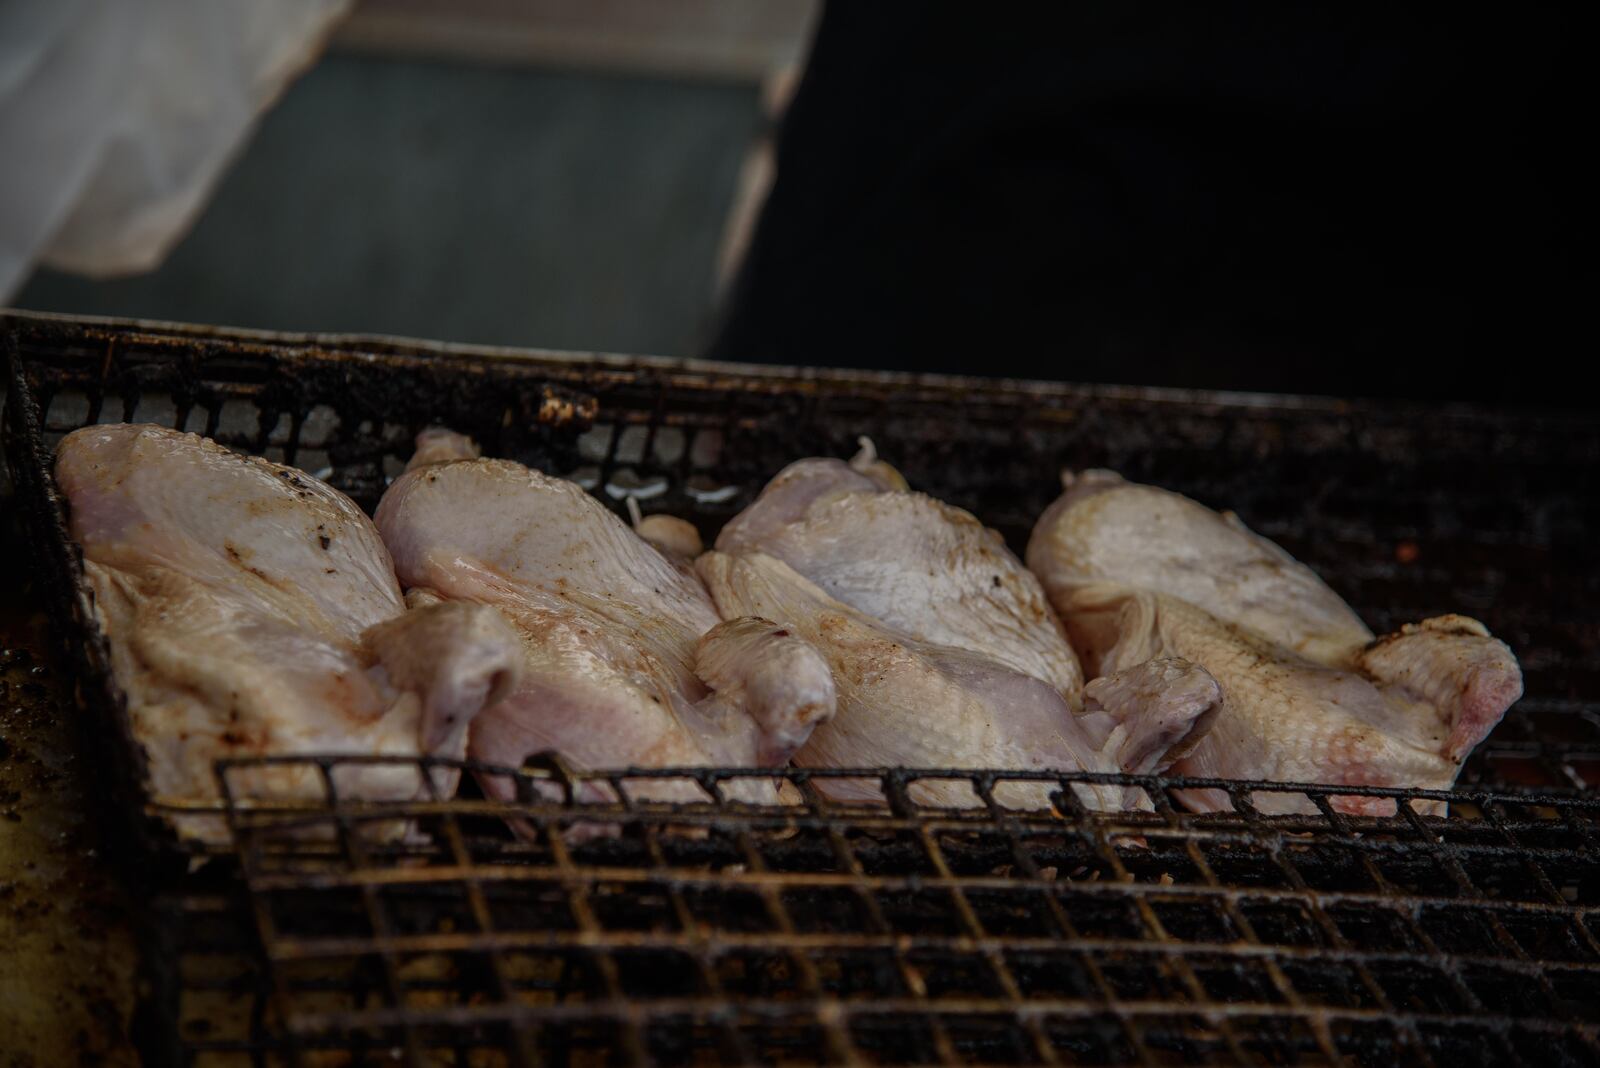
[1030,469,1374,664]
[1027,470,1524,813]
[374,432,835,810]
[711,441,1223,808]
[627,495,705,562]
[55,424,525,842]
[697,550,1221,810]
[717,440,1084,697]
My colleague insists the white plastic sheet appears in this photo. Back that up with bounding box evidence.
[0,0,352,302]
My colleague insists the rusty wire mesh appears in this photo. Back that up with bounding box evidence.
[213,757,1600,1067]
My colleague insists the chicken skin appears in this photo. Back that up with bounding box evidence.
[697,550,1220,810]
[1028,470,1523,814]
[705,443,1221,808]
[56,424,524,842]
[374,431,835,809]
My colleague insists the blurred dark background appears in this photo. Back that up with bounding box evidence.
[714,6,1595,406]
[13,2,1596,406]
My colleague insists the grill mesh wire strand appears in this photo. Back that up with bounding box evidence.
[5,316,1598,1065]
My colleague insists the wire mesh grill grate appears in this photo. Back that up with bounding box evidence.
[214,759,1600,1067]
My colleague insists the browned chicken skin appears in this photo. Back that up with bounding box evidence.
[374,431,837,811]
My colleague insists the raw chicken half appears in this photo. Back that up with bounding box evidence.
[1027,470,1524,814]
[56,424,525,842]
[374,430,836,812]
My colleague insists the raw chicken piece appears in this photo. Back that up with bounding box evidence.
[409,426,482,468]
[1028,472,1524,814]
[693,615,837,766]
[717,439,1084,699]
[374,434,835,811]
[55,424,524,842]
[627,496,704,562]
[697,550,1221,810]
[1029,469,1373,664]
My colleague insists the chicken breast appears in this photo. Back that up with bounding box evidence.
[1028,471,1524,814]
[697,550,1220,810]
[56,424,524,842]
[374,432,835,811]
[717,440,1084,697]
[1030,469,1373,664]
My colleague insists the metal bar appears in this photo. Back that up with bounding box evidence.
[732,820,866,1066]
[537,799,652,1065]
[797,775,963,1066]
[231,856,1600,922]
[272,993,1600,1035]
[247,927,1600,981]
[639,818,757,1064]
[429,780,542,1067]
[974,775,1158,1065]
[324,760,429,1068]
[1054,777,1258,1065]
[1158,786,1344,1064]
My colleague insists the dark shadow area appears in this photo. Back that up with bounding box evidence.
[712,4,1595,406]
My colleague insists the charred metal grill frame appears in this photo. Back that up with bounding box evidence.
[4,311,1599,1065]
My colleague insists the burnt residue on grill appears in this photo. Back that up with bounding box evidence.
[0,513,139,1066]
[4,311,1599,1066]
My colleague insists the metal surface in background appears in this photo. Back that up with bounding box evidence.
[4,311,1599,1064]
[12,52,763,359]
